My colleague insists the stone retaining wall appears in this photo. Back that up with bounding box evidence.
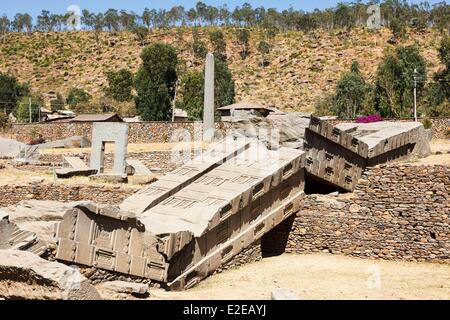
[0,182,139,208]
[2,117,447,144]
[1,164,448,265]
[1,121,232,144]
[280,164,449,263]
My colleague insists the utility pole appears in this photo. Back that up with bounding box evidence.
[413,68,417,122]
[172,80,179,122]
[29,97,32,123]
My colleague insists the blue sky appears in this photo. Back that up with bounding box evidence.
[0,0,446,18]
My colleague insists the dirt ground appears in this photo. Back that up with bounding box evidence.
[119,253,450,300]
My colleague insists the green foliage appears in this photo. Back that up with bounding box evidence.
[421,118,432,129]
[424,35,450,117]
[209,29,227,61]
[50,92,64,111]
[135,43,178,121]
[15,96,41,123]
[131,25,148,45]
[192,29,207,63]
[389,18,407,40]
[374,45,427,118]
[0,73,23,114]
[333,61,372,118]
[237,28,250,59]
[178,70,204,120]
[105,69,134,102]
[66,88,92,108]
[0,112,9,129]
[2,2,450,34]
[257,40,271,66]
[314,94,334,117]
[214,57,235,110]
[178,56,235,121]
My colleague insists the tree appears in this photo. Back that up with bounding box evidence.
[105,69,134,102]
[104,9,120,32]
[15,96,41,123]
[422,36,450,116]
[36,10,58,32]
[214,57,235,111]
[178,70,204,120]
[257,40,271,67]
[142,8,152,29]
[237,28,250,59]
[0,15,9,43]
[135,43,178,121]
[375,46,427,118]
[0,73,21,114]
[12,13,32,32]
[131,25,148,45]
[50,93,65,111]
[209,30,227,61]
[178,56,235,120]
[66,88,92,108]
[333,61,371,118]
[192,29,207,63]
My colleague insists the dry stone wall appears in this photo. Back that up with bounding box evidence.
[1,122,232,144]
[0,182,139,208]
[1,163,448,265]
[284,164,449,263]
[1,118,447,144]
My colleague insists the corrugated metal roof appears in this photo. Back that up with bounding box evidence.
[218,101,278,112]
[71,113,122,122]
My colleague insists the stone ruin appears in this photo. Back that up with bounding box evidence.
[54,138,306,289]
[304,116,431,191]
[0,115,431,295]
[55,122,151,182]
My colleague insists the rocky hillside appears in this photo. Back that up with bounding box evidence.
[0,27,444,113]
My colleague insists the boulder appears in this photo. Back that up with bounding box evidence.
[101,281,149,295]
[2,200,83,243]
[0,250,101,300]
[271,288,302,300]
[230,112,311,150]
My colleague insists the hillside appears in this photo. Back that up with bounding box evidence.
[0,27,444,113]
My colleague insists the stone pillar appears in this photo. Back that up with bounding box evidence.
[203,53,215,142]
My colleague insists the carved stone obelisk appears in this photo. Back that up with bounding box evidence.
[203,53,215,142]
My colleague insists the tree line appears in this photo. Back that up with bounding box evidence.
[0,1,449,35]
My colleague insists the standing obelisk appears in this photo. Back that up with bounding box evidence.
[203,53,215,142]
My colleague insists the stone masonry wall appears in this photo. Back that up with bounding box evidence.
[0,182,139,208]
[1,164,448,265]
[1,117,447,143]
[283,164,450,263]
[1,121,232,144]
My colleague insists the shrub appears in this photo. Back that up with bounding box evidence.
[105,69,134,102]
[0,112,9,129]
[66,88,92,108]
[421,118,432,129]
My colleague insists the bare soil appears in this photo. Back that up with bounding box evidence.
[130,253,450,300]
